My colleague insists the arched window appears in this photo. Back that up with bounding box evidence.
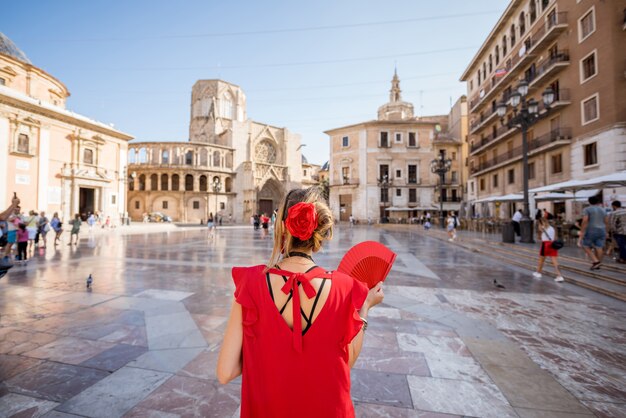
[172,174,180,191]
[138,174,146,191]
[221,92,234,119]
[225,153,233,168]
[161,174,169,191]
[529,1,537,23]
[502,35,508,55]
[199,175,207,192]
[185,174,194,191]
[128,176,135,191]
[162,150,169,164]
[510,24,516,47]
[488,55,493,73]
[225,177,232,193]
[212,176,221,189]
[213,151,221,167]
[129,148,136,164]
[254,140,277,164]
[150,174,158,191]
[495,45,500,65]
[519,12,526,35]
[200,149,208,166]
[138,148,147,164]
[185,150,194,165]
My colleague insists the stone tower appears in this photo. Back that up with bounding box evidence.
[377,70,415,121]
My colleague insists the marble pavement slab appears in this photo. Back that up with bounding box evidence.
[23,336,115,365]
[133,289,194,301]
[407,375,518,418]
[397,333,472,357]
[354,402,461,418]
[0,392,58,418]
[128,347,204,373]
[351,369,413,409]
[56,366,172,418]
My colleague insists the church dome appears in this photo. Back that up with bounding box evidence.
[321,161,329,171]
[0,32,31,64]
[302,154,309,164]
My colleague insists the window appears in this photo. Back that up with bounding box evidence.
[214,150,222,166]
[192,201,199,209]
[408,132,417,147]
[199,175,207,192]
[551,153,563,174]
[342,166,350,184]
[495,46,500,65]
[529,162,536,180]
[380,132,389,147]
[138,174,146,191]
[17,133,29,154]
[163,201,169,209]
[172,174,180,191]
[493,174,499,187]
[162,150,169,164]
[111,195,116,205]
[161,174,168,191]
[342,136,349,147]
[303,169,307,176]
[379,164,389,180]
[396,189,401,197]
[581,94,599,125]
[395,169,401,178]
[488,55,493,73]
[579,8,595,42]
[510,24,516,47]
[0,77,6,86]
[530,1,537,23]
[584,142,598,166]
[81,148,93,164]
[185,174,194,191]
[508,169,515,184]
[451,152,457,160]
[185,150,194,165]
[519,12,526,36]
[470,182,475,192]
[134,201,140,209]
[409,189,417,203]
[502,35,508,56]
[220,202,225,210]
[451,171,458,183]
[480,178,485,191]
[395,132,402,143]
[380,188,389,203]
[542,0,550,12]
[150,174,158,191]
[580,51,597,83]
[408,165,417,184]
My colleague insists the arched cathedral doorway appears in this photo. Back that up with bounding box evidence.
[257,178,283,216]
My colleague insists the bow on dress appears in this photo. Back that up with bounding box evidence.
[268,267,330,353]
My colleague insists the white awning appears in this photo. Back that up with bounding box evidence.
[533,190,599,201]
[530,171,626,193]
[473,193,523,203]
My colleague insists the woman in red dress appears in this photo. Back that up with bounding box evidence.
[217,187,384,417]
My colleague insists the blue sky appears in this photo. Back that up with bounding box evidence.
[2,0,507,165]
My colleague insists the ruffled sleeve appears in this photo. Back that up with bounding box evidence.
[339,275,369,361]
[232,267,259,338]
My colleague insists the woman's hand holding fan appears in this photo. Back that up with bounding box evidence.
[337,241,396,289]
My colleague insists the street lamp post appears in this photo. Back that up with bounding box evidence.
[212,178,222,228]
[496,80,555,243]
[430,149,452,229]
[377,175,392,223]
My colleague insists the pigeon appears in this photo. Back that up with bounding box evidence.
[493,279,506,289]
[86,274,93,289]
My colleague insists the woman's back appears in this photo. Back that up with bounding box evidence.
[233,264,367,418]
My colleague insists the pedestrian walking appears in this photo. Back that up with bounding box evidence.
[217,187,384,417]
[253,214,260,230]
[87,213,96,231]
[349,214,355,227]
[609,200,626,264]
[68,213,81,245]
[38,211,50,249]
[16,223,28,265]
[446,211,458,241]
[533,218,564,282]
[512,208,522,237]
[24,210,39,254]
[51,212,63,245]
[579,195,608,270]
[260,213,270,238]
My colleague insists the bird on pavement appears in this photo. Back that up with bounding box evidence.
[86,274,93,289]
[493,279,506,289]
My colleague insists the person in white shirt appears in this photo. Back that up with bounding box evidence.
[533,217,564,282]
[512,209,523,237]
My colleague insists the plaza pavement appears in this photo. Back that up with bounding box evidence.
[0,224,625,417]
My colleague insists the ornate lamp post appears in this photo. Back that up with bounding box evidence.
[496,80,555,243]
[430,149,452,229]
[377,175,392,223]
[212,178,222,227]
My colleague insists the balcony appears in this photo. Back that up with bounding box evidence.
[470,106,499,134]
[539,88,571,112]
[438,197,463,203]
[528,51,570,89]
[529,12,568,54]
[470,124,517,155]
[332,178,359,187]
[470,127,572,176]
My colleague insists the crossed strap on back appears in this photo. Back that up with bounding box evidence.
[267,266,333,353]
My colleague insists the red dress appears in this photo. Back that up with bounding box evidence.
[232,265,368,418]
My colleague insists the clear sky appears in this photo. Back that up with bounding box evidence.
[2,0,507,165]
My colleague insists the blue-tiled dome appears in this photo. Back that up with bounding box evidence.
[321,161,329,171]
[302,154,309,164]
[0,32,31,64]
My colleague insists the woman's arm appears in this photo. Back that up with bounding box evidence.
[348,282,384,368]
[216,300,244,384]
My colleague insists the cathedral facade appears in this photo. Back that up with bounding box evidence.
[127,80,304,223]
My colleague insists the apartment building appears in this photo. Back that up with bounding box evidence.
[461,0,626,218]
[325,71,463,222]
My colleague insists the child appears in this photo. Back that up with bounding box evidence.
[16,223,29,264]
[424,220,432,230]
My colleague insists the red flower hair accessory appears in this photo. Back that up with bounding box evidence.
[285,202,317,241]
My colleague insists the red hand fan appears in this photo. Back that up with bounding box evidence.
[337,241,396,289]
